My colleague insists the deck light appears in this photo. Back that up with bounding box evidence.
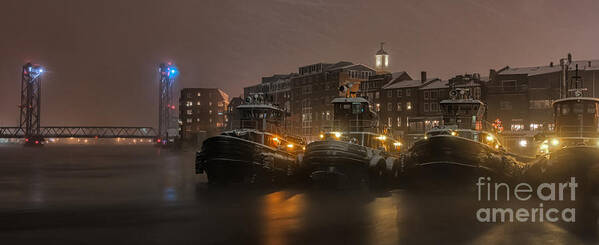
[333,132,342,138]
[287,144,294,149]
[551,138,560,146]
[486,135,494,141]
[519,139,528,147]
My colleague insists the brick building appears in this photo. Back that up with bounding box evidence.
[243,73,296,113]
[179,88,229,142]
[487,57,599,134]
[359,72,486,146]
[225,96,244,130]
[289,62,375,140]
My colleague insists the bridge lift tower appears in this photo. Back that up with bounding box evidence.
[157,63,178,145]
[19,63,44,145]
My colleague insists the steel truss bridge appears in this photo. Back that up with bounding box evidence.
[1,62,178,143]
[0,127,157,139]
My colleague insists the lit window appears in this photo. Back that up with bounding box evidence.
[186,118,192,123]
[376,103,380,112]
[209,102,212,106]
[186,101,192,107]
[396,117,401,127]
[186,110,192,115]
[406,102,412,110]
[196,101,201,106]
[209,110,212,114]
[387,103,393,111]
[196,118,200,122]
[197,92,201,97]
[511,124,524,131]
[396,103,402,111]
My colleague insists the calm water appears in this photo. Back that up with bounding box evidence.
[0,145,597,244]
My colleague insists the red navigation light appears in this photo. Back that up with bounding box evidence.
[35,141,39,144]
[25,138,29,142]
[157,139,161,143]
[171,105,175,109]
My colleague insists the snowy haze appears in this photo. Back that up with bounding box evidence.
[0,0,598,126]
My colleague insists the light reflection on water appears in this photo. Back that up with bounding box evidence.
[2,145,599,244]
[261,191,305,245]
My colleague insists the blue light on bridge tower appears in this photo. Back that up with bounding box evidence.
[157,62,178,146]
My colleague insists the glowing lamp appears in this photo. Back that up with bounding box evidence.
[519,139,527,147]
[550,139,559,146]
[287,144,294,149]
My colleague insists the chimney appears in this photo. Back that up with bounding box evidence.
[550,62,554,67]
[421,71,427,83]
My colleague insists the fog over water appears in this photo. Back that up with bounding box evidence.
[0,145,597,244]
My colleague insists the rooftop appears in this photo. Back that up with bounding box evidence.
[498,60,599,76]
[331,97,370,104]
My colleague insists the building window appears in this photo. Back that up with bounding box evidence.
[511,124,524,131]
[431,103,439,112]
[375,92,380,99]
[424,91,429,100]
[406,102,412,110]
[397,90,402,97]
[186,118,192,123]
[406,89,411,97]
[376,103,380,112]
[186,101,192,107]
[396,102,402,111]
[424,103,429,112]
[209,102,212,106]
[196,118,200,122]
[209,110,212,115]
[530,123,542,131]
[500,101,513,110]
[529,100,551,109]
[186,110,192,115]
[396,117,401,127]
[430,91,438,99]
[197,101,201,106]
[197,92,201,97]
[387,91,393,98]
[387,103,393,111]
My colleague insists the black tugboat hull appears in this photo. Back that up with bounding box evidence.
[303,141,388,189]
[527,146,599,195]
[196,135,297,185]
[404,136,525,189]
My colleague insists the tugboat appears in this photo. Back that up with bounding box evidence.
[404,88,527,188]
[195,94,305,185]
[302,95,403,189]
[526,65,599,195]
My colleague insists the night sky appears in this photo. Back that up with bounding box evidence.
[1,0,598,127]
